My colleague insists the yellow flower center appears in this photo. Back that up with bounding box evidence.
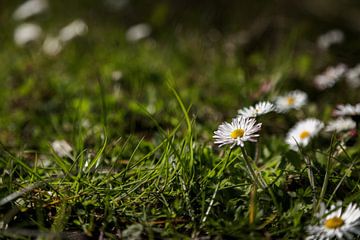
[287,97,295,105]
[324,217,344,229]
[299,130,310,140]
[230,129,245,139]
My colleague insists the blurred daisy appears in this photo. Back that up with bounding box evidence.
[238,101,274,118]
[51,140,72,158]
[346,64,360,88]
[42,35,63,56]
[105,0,128,11]
[286,118,324,150]
[14,23,42,47]
[275,90,307,113]
[111,70,123,81]
[58,19,88,42]
[213,117,262,148]
[13,0,48,21]
[333,103,360,117]
[317,29,344,50]
[306,202,360,240]
[34,154,52,167]
[314,64,347,90]
[325,118,356,133]
[126,23,151,42]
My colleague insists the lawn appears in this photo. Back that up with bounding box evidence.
[1,0,360,239]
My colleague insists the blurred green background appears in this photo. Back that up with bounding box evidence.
[1,0,360,150]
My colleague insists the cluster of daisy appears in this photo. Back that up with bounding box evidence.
[345,64,360,88]
[314,28,360,89]
[213,97,360,239]
[334,103,360,118]
[213,94,360,239]
[306,202,360,239]
[12,0,88,56]
[325,103,360,146]
[317,29,344,50]
[314,64,347,90]
[214,100,277,149]
[314,63,360,90]
[215,94,359,151]
[213,89,312,150]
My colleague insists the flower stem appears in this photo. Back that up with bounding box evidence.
[304,155,316,205]
[240,147,263,189]
[317,137,337,211]
[254,137,261,164]
[317,155,331,211]
[240,147,280,211]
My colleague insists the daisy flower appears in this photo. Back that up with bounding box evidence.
[317,29,344,50]
[126,23,151,42]
[314,64,347,90]
[213,117,262,148]
[333,103,360,117]
[306,202,360,240]
[42,35,63,56]
[275,90,308,113]
[13,0,48,21]
[346,64,360,88]
[237,101,275,118]
[14,23,42,47]
[325,118,356,133]
[286,118,324,150]
[111,70,123,81]
[59,19,88,43]
[51,140,73,158]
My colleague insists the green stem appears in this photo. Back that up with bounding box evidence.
[317,155,331,211]
[240,147,263,189]
[249,184,256,225]
[254,137,261,164]
[317,137,337,211]
[304,155,316,205]
[240,147,280,211]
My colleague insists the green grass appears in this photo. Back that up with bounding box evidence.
[1,1,360,239]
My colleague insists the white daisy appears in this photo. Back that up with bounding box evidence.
[346,64,360,88]
[317,29,344,50]
[325,118,356,133]
[51,140,72,158]
[105,0,128,11]
[58,19,88,43]
[111,70,123,81]
[333,103,360,117]
[126,23,151,42]
[314,64,347,90]
[306,202,360,240]
[42,35,63,56]
[286,118,324,150]
[275,90,308,113]
[237,101,275,118]
[14,23,42,47]
[213,117,262,148]
[13,0,48,21]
